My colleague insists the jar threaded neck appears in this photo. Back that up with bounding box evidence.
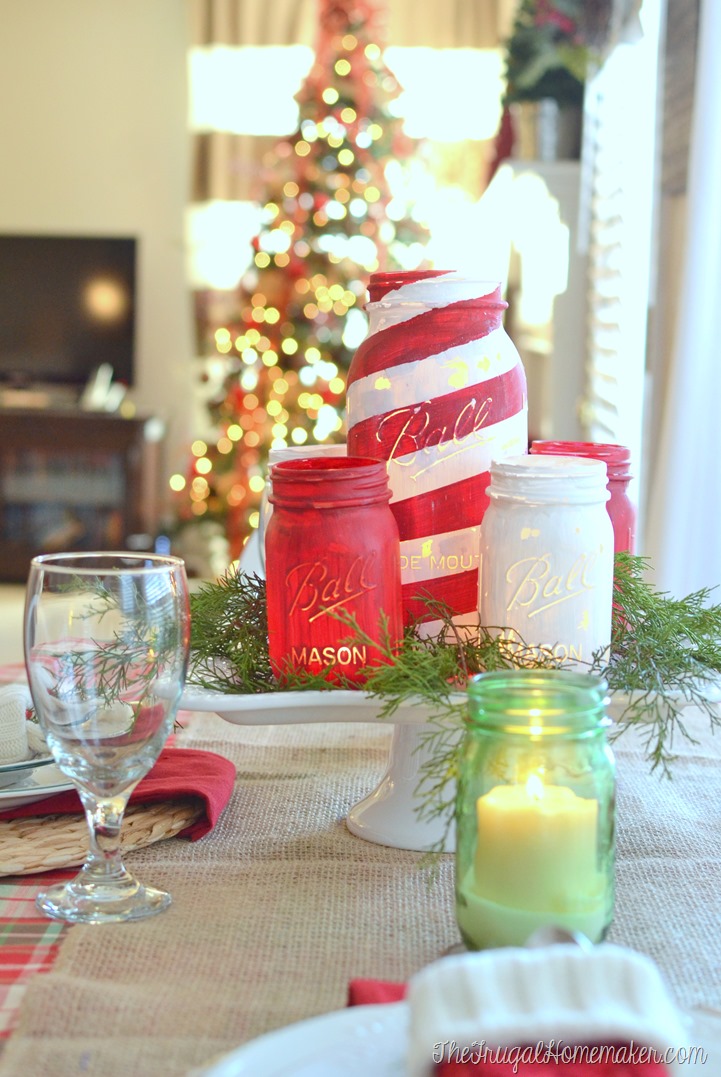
[269,456,392,508]
[531,441,632,481]
[488,454,610,505]
[466,670,609,735]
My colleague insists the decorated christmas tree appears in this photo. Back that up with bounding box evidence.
[179,0,429,563]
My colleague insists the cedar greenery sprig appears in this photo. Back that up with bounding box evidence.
[188,570,275,694]
[590,554,721,773]
[52,577,183,704]
[187,554,721,783]
[188,569,376,693]
[347,606,569,841]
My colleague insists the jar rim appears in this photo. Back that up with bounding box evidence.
[530,441,632,479]
[269,455,393,508]
[466,670,609,734]
[272,456,381,476]
[366,272,506,310]
[488,454,610,505]
[531,440,631,464]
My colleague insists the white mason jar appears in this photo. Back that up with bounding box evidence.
[478,454,614,668]
[257,444,346,571]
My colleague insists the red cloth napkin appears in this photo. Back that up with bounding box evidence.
[0,747,236,840]
[347,980,670,1075]
[348,979,407,1006]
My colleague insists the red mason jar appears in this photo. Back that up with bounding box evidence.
[264,456,403,684]
[530,441,636,554]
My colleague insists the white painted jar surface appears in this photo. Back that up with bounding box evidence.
[478,454,614,668]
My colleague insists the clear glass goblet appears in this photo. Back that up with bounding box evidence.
[23,552,191,924]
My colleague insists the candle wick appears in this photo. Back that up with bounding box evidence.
[525,774,545,800]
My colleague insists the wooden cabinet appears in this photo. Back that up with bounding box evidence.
[0,409,165,582]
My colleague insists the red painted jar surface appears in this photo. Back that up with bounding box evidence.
[346,271,528,626]
[530,441,636,554]
[264,456,403,684]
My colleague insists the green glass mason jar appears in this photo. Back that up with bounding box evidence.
[455,670,615,949]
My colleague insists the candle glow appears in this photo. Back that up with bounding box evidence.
[456,772,608,948]
[456,670,615,950]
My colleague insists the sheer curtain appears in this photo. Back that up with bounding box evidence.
[190,0,504,49]
[645,0,721,598]
[187,0,510,304]
[189,0,506,203]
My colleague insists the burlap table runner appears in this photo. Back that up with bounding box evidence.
[0,707,718,1076]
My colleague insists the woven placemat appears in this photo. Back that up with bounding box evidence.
[0,797,204,876]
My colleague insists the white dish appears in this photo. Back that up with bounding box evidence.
[179,680,721,855]
[0,754,54,789]
[181,678,721,728]
[407,945,687,1077]
[607,678,721,722]
[180,687,463,726]
[0,763,73,810]
[196,1003,406,1077]
[195,1000,721,1077]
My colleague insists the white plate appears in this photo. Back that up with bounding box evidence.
[195,1003,407,1077]
[607,679,721,722]
[0,754,54,789]
[180,687,464,726]
[181,679,721,728]
[194,1001,721,1077]
[0,763,73,809]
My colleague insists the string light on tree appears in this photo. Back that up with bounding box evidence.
[174,0,429,561]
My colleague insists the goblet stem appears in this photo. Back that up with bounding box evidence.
[78,788,133,884]
[35,787,172,925]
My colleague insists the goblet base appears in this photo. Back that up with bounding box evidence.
[36,872,171,925]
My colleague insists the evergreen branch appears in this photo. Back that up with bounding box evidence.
[43,578,184,727]
[187,554,721,821]
[590,553,721,774]
[188,571,276,694]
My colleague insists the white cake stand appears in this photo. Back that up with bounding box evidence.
[179,686,464,852]
[180,674,721,853]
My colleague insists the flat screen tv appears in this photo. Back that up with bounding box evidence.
[0,233,137,391]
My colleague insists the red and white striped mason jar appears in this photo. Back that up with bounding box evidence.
[346,271,528,625]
